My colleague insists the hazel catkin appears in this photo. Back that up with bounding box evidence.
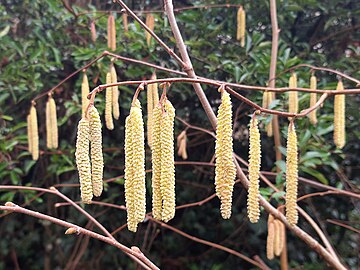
[147,73,159,149]
[81,72,89,117]
[285,121,298,225]
[274,219,285,256]
[107,14,116,51]
[288,73,298,115]
[247,116,261,223]
[105,72,114,130]
[309,75,318,125]
[110,64,120,120]
[46,96,58,149]
[266,214,275,260]
[145,14,155,46]
[122,13,128,32]
[27,114,33,154]
[29,105,39,161]
[177,130,188,160]
[215,89,236,219]
[236,6,246,47]
[333,81,345,149]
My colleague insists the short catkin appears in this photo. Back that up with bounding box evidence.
[247,117,261,223]
[288,73,298,115]
[215,89,236,219]
[145,14,155,46]
[285,121,298,225]
[46,99,52,149]
[81,72,89,116]
[88,105,104,197]
[105,72,114,130]
[177,130,188,160]
[46,96,58,149]
[75,118,93,204]
[122,13,128,32]
[90,21,97,42]
[266,214,275,260]
[237,6,246,47]
[110,64,120,120]
[29,105,39,161]
[27,114,33,154]
[309,75,318,125]
[107,14,116,51]
[334,81,345,149]
[124,99,146,232]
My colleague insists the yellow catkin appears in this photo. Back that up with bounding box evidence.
[215,90,236,219]
[177,130,188,160]
[122,13,128,32]
[90,21,97,42]
[288,73,298,115]
[266,214,275,260]
[105,72,114,130]
[145,14,155,46]
[46,99,52,149]
[247,117,261,223]
[334,81,345,149]
[81,72,89,117]
[237,7,246,47]
[110,64,120,120]
[75,118,93,204]
[27,114,33,154]
[285,121,298,225]
[88,105,104,197]
[49,96,58,149]
[264,91,273,137]
[274,219,282,256]
[147,73,159,149]
[29,105,39,161]
[124,99,146,232]
[309,75,318,125]
[160,100,176,222]
[107,14,116,51]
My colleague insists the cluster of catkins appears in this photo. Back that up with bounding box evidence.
[267,214,285,259]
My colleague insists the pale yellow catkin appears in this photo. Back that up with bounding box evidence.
[247,117,261,223]
[288,73,298,115]
[105,72,114,130]
[107,14,116,51]
[237,6,246,47]
[88,105,104,197]
[75,118,93,204]
[266,214,275,260]
[145,14,155,46]
[215,89,236,219]
[274,219,282,256]
[122,13,128,32]
[46,99,52,149]
[110,64,120,120]
[147,73,159,149]
[177,130,188,160]
[285,121,298,225]
[81,72,89,117]
[264,91,273,137]
[49,96,58,149]
[27,114,33,154]
[334,81,345,149]
[309,75,318,125]
[124,99,146,232]
[29,105,39,161]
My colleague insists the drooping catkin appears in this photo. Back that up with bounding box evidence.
[29,105,39,161]
[110,64,120,120]
[145,14,155,46]
[247,117,261,223]
[334,81,345,149]
[122,13,128,32]
[46,99,52,149]
[75,118,93,204]
[81,72,89,117]
[274,219,285,256]
[309,75,318,125]
[124,99,146,232]
[177,130,188,160]
[105,72,114,130]
[90,21,97,42]
[288,73,298,115]
[107,14,116,51]
[263,91,273,137]
[285,121,298,225]
[27,114,33,154]
[46,96,58,149]
[215,89,236,219]
[236,6,246,47]
[147,73,159,149]
[88,105,104,197]
[266,214,275,260]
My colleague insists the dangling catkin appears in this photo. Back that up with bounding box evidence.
[215,89,236,219]
[105,72,114,130]
[90,21,97,42]
[274,219,282,256]
[288,73,298,115]
[89,105,104,197]
[124,99,146,232]
[107,14,116,51]
[177,130,188,160]
[110,64,120,120]
[309,75,318,125]
[75,118,93,204]
[236,6,246,47]
[29,105,39,161]
[145,14,155,46]
[247,117,261,223]
[81,72,89,117]
[122,13,128,32]
[285,121,298,225]
[263,91,273,137]
[147,73,159,149]
[266,214,275,260]
[46,96,58,149]
[46,99,52,149]
[334,81,345,149]
[27,114,33,154]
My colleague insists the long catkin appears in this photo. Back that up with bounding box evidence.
[75,118,93,204]
[285,121,298,225]
[45,96,58,149]
[147,73,159,149]
[266,214,275,260]
[237,6,246,47]
[81,72,89,117]
[46,99,52,149]
[334,81,345,149]
[309,75,318,125]
[274,219,282,256]
[110,64,120,120]
[288,73,298,115]
[145,14,155,46]
[247,117,261,223]
[27,114,33,154]
[105,72,114,130]
[263,91,273,137]
[124,99,146,232]
[215,89,236,219]
[29,105,39,161]
[89,105,104,197]
[107,14,116,51]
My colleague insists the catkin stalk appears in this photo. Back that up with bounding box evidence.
[334,81,345,149]
[145,14,155,46]
[105,72,114,130]
[89,105,104,197]
[285,121,298,225]
[247,117,261,223]
[110,64,120,120]
[122,13,128,32]
[27,114,33,154]
[267,214,275,260]
[288,73,298,115]
[29,105,39,161]
[75,118,93,204]
[107,14,116,51]
[309,75,318,125]
[81,73,89,117]
[124,99,146,232]
[215,89,236,219]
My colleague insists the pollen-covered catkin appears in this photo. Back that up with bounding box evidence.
[309,75,318,125]
[124,99,146,232]
[46,96,58,149]
[266,214,275,260]
[122,13,128,32]
[247,117,261,223]
[110,64,120,120]
[29,105,39,161]
[88,105,104,197]
[160,100,176,223]
[81,72,89,116]
[334,81,345,149]
[237,6,246,47]
[27,114,33,154]
[105,72,114,130]
[274,219,282,256]
[46,99,52,149]
[107,14,116,51]
[215,89,236,219]
[285,121,298,225]
[145,14,155,46]
[75,118,93,204]
[288,73,298,115]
